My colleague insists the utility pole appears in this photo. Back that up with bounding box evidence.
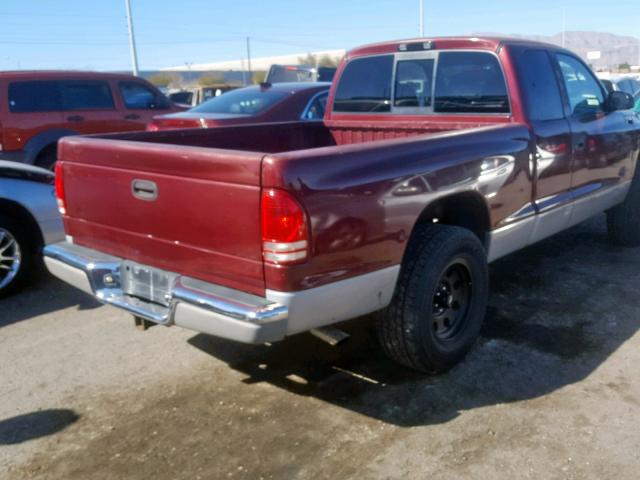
[419,0,424,37]
[125,0,139,76]
[246,37,252,84]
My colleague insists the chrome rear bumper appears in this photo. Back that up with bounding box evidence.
[43,241,288,343]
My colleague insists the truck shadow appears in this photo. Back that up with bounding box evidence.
[0,273,101,328]
[188,215,640,427]
[0,409,79,445]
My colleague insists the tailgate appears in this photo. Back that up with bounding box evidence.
[58,136,265,296]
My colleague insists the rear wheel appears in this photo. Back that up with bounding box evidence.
[607,178,640,246]
[376,224,489,373]
[0,215,36,297]
[35,146,57,171]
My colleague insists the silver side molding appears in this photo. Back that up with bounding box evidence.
[488,181,631,262]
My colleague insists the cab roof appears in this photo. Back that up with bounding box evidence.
[347,36,565,59]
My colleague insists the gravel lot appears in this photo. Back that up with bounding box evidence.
[2,215,640,479]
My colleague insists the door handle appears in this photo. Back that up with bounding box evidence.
[131,179,158,201]
[67,115,84,122]
[124,114,141,120]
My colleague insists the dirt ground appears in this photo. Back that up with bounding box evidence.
[2,215,640,479]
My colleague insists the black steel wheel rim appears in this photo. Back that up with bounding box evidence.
[430,258,472,342]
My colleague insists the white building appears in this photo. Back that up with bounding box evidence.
[162,49,346,72]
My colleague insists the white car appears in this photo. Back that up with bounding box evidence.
[0,161,64,296]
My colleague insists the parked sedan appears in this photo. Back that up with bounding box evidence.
[0,161,63,296]
[147,82,330,131]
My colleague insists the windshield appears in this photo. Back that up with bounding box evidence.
[191,88,289,115]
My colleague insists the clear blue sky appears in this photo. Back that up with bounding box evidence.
[1,0,638,71]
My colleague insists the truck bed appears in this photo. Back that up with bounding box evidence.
[58,118,519,297]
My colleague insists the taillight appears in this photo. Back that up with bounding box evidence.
[54,161,66,215]
[146,122,159,132]
[261,189,309,265]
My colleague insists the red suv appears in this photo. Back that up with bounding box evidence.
[0,71,183,169]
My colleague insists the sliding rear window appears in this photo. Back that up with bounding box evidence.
[434,52,509,114]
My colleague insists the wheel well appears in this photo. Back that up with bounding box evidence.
[34,144,57,167]
[0,199,44,250]
[411,192,491,249]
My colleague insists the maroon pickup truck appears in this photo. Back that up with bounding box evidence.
[44,37,640,373]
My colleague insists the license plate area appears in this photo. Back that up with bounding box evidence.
[120,261,178,307]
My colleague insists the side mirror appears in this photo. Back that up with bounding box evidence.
[604,91,635,112]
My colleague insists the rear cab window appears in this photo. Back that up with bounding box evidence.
[333,55,394,112]
[332,50,510,115]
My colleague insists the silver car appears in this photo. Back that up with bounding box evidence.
[0,161,64,296]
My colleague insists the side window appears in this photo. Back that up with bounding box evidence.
[8,81,62,113]
[556,54,604,116]
[302,92,328,120]
[434,52,509,113]
[59,80,114,110]
[333,55,393,113]
[394,59,434,107]
[513,49,564,121]
[119,81,168,110]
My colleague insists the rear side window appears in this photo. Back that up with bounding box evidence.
[434,52,509,113]
[333,55,393,113]
[394,59,434,107]
[8,81,62,113]
[513,49,564,121]
[119,81,167,110]
[59,80,114,110]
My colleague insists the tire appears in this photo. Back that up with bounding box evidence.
[0,214,37,297]
[607,178,640,246]
[376,224,489,373]
[35,147,57,171]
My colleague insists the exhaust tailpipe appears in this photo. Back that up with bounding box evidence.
[310,327,350,346]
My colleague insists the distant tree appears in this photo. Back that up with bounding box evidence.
[197,73,226,86]
[147,73,178,88]
[297,53,317,66]
[618,62,631,72]
[297,53,341,68]
[317,54,341,68]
